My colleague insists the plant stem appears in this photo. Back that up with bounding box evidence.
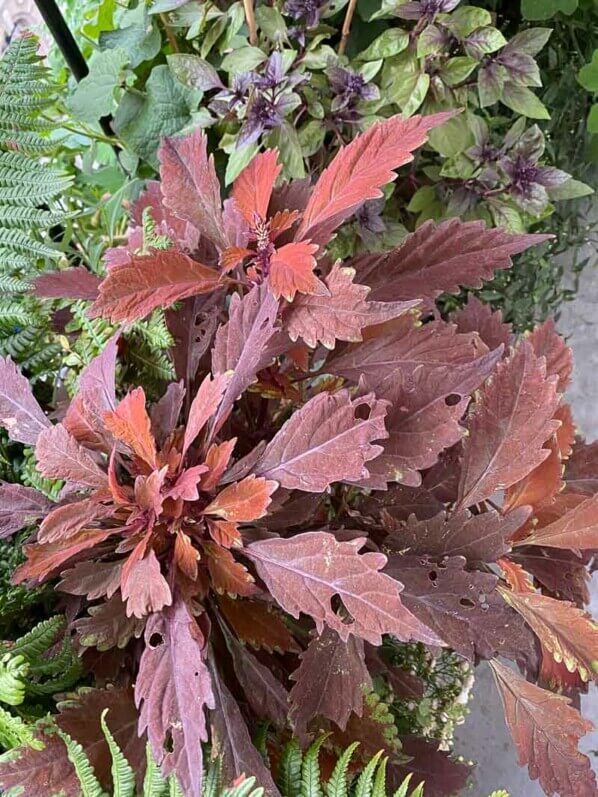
[338,0,358,55]
[243,0,258,46]
[159,13,180,52]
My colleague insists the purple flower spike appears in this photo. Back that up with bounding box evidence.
[284,0,327,28]
[397,0,460,21]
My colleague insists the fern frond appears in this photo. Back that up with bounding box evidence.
[20,447,63,498]
[57,727,108,797]
[0,705,40,750]
[169,774,185,796]
[277,738,303,797]
[0,33,73,378]
[0,228,58,259]
[325,743,359,797]
[101,710,136,797]
[300,734,329,797]
[204,757,223,797]
[392,773,424,797]
[0,654,28,706]
[354,751,384,797]
[221,777,264,797]
[142,742,169,796]
[0,301,36,330]
[371,757,387,797]
[0,274,30,293]
[2,615,65,662]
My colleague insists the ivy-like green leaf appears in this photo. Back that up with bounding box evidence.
[69,48,129,124]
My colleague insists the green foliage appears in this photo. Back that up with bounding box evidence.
[0,616,83,753]
[275,737,424,797]
[0,33,71,382]
[380,643,474,749]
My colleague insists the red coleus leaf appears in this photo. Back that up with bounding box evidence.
[228,633,290,730]
[217,595,299,653]
[158,130,227,251]
[104,387,157,469]
[0,725,81,797]
[90,250,224,324]
[204,475,277,522]
[56,687,146,792]
[64,334,119,452]
[385,554,535,664]
[295,112,454,248]
[58,559,122,601]
[528,317,573,393]
[515,494,598,549]
[500,587,598,683]
[35,423,108,489]
[498,557,535,593]
[232,149,282,225]
[212,283,280,428]
[0,356,50,445]
[565,438,598,496]
[182,372,230,458]
[351,219,550,303]
[174,530,200,580]
[220,245,253,272]
[289,627,372,735]
[452,295,512,353]
[246,531,441,646]
[490,659,596,797]
[132,178,199,252]
[204,542,259,598]
[284,261,418,349]
[122,548,172,619]
[201,439,237,492]
[503,433,563,513]
[0,482,51,539]
[207,519,241,548]
[329,315,496,397]
[32,266,102,301]
[74,593,145,650]
[38,498,114,544]
[384,507,530,563]
[457,341,561,508]
[391,737,472,797]
[254,389,388,492]
[357,368,470,489]
[269,241,323,302]
[0,688,144,797]
[151,380,186,446]
[14,528,118,584]
[168,465,208,502]
[135,596,215,797]
[209,658,279,796]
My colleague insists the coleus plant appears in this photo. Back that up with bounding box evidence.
[1,111,598,797]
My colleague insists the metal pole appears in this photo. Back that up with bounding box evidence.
[33,0,114,138]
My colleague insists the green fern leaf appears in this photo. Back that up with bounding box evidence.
[0,705,40,751]
[300,734,329,797]
[0,654,28,706]
[278,739,303,797]
[354,751,384,797]
[203,757,223,797]
[221,777,264,797]
[100,710,136,797]
[370,757,387,797]
[325,743,359,797]
[169,774,185,796]
[57,728,108,797]
[142,743,169,797]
